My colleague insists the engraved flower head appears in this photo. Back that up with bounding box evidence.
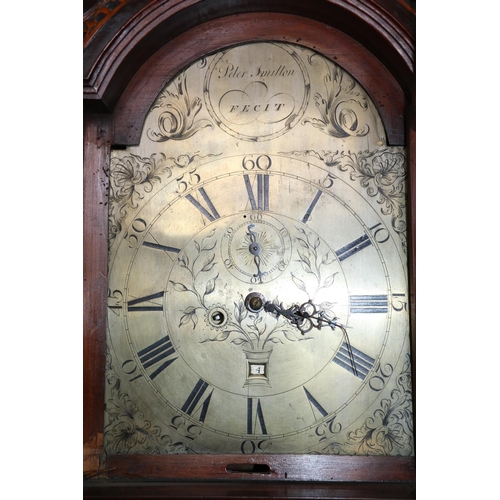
[111,154,153,195]
[107,419,139,452]
[370,422,413,456]
[370,151,406,192]
[109,153,173,216]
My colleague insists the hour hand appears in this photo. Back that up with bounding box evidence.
[244,293,317,333]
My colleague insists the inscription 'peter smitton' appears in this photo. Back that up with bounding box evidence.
[217,63,296,79]
[207,48,307,134]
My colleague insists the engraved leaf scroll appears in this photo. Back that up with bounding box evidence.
[108,152,218,244]
[147,72,213,142]
[302,61,369,138]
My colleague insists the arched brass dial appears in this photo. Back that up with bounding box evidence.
[105,42,413,457]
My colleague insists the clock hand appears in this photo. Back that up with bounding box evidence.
[246,224,266,283]
[244,292,358,377]
[244,292,342,331]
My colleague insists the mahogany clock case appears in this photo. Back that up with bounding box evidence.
[83,1,415,497]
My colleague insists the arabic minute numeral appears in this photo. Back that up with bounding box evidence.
[242,154,272,171]
[176,169,201,193]
[108,289,123,315]
[242,155,272,211]
[320,173,336,189]
[121,359,142,382]
[368,362,394,392]
[392,293,408,311]
[315,416,342,444]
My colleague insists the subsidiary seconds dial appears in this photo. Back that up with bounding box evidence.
[222,213,292,283]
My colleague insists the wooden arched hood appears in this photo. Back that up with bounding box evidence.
[83,0,415,146]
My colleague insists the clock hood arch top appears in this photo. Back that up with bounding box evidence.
[83,0,415,146]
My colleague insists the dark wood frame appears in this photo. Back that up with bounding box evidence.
[84,1,415,497]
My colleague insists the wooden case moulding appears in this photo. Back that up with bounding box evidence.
[83,0,415,115]
[110,12,406,147]
[83,1,415,498]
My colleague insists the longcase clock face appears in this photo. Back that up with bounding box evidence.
[105,42,414,456]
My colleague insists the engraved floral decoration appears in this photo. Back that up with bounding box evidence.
[203,295,309,350]
[170,230,309,350]
[289,227,341,323]
[326,353,414,456]
[336,148,406,244]
[291,227,338,300]
[103,347,195,454]
[281,147,407,251]
[108,151,217,244]
[302,58,369,138]
[169,228,219,330]
[147,72,213,142]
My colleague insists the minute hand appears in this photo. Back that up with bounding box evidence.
[265,301,358,377]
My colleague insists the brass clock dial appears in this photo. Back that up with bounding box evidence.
[105,42,414,457]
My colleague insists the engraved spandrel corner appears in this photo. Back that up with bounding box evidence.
[277,147,408,252]
[103,347,198,455]
[107,151,221,245]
